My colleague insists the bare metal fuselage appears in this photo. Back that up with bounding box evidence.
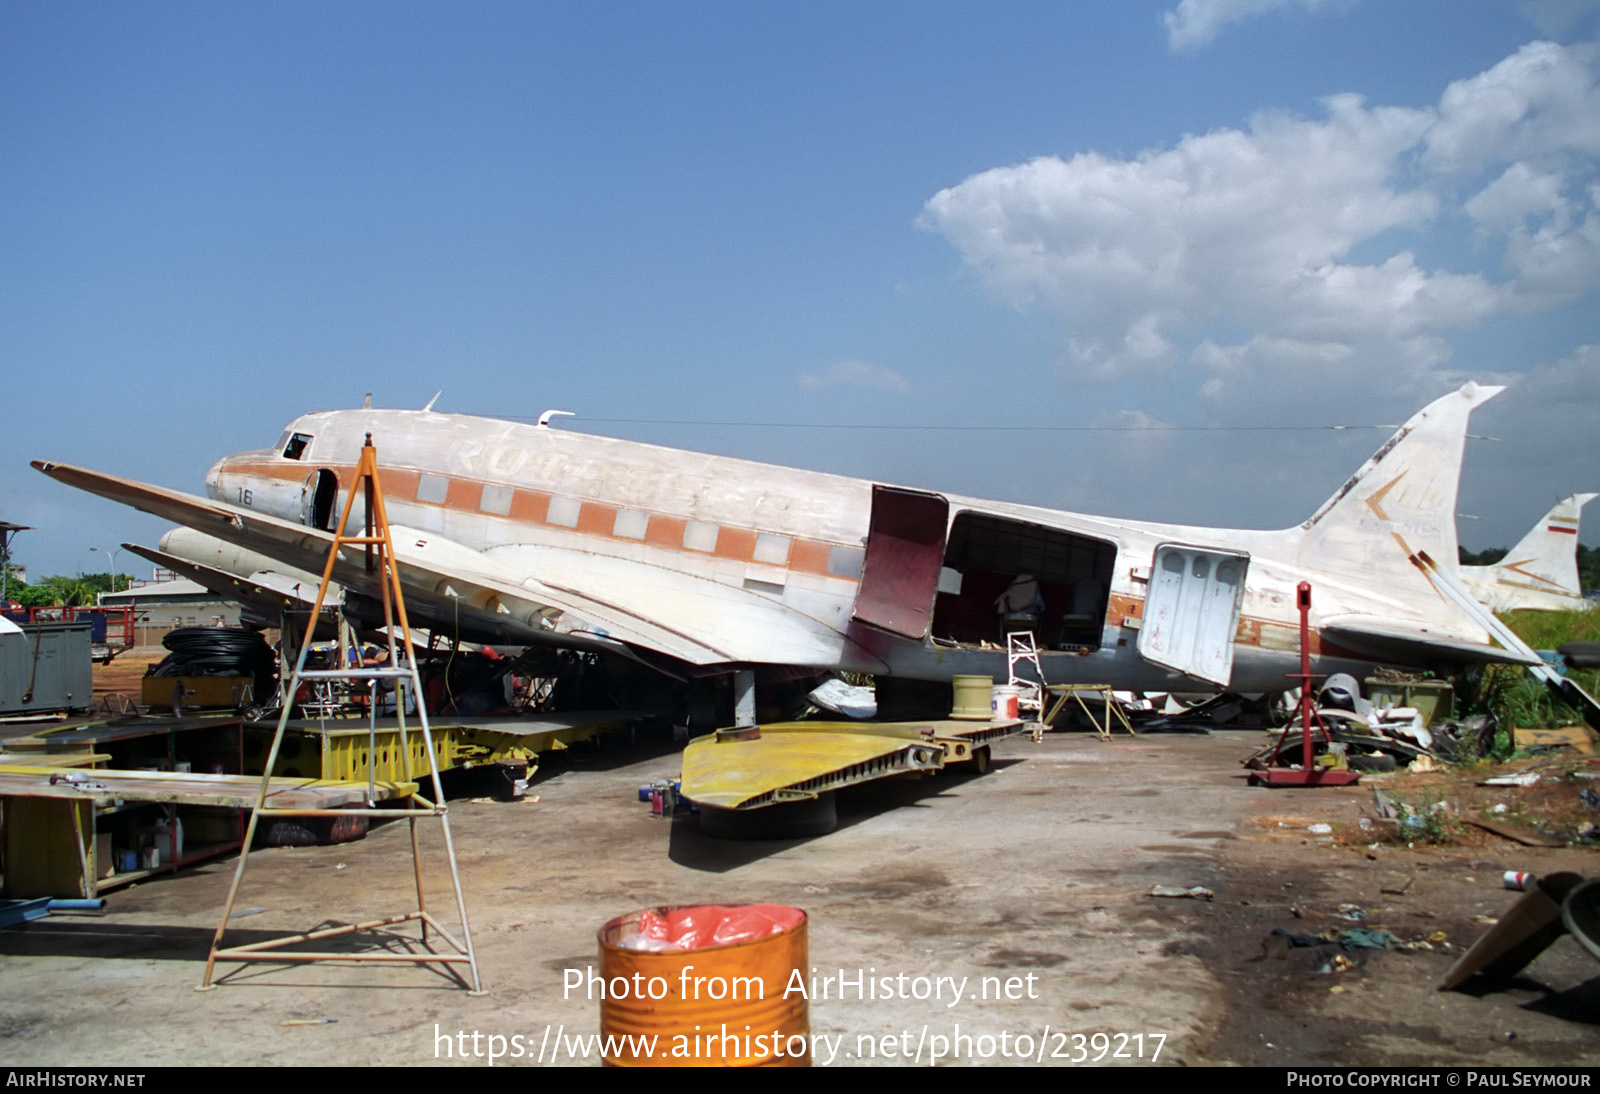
[169,383,1515,693]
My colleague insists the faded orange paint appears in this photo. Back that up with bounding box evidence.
[645,514,688,550]
[508,489,549,525]
[788,539,831,577]
[382,468,419,500]
[225,458,860,581]
[1364,470,1407,521]
[714,527,758,563]
[575,500,615,538]
[444,477,479,512]
[1108,593,1142,623]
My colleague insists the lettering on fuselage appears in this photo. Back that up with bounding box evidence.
[1357,518,1439,539]
[444,439,533,480]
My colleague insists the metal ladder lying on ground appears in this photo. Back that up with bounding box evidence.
[1416,552,1600,732]
[200,434,482,993]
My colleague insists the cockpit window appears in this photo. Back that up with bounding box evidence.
[282,433,313,461]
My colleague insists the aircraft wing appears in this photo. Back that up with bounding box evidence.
[33,460,736,665]
[122,541,333,620]
[1319,615,1543,667]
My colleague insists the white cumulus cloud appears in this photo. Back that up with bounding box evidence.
[1424,41,1600,176]
[919,41,1600,402]
[797,359,910,391]
[1163,0,1351,51]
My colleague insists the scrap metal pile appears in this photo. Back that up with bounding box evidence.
[1244,673,1496,774]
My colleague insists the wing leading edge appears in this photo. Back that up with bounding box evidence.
[33,460,891,674]
[32,460,732,664]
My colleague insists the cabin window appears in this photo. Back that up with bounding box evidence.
[828,544,864,579]
[683,520,719,553]
[282,433,313,461]
[417,474,450,504]
[546,496,582,528]
[753,533,791,566]
[613,509,649,540]
[479,484,513,516]
[931,511,1116,651]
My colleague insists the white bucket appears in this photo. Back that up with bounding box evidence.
[992,685,1021,721]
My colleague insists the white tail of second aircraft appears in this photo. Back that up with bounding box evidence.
[1463,492,1596,612]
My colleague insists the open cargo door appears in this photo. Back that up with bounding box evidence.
[1138,545,1248,686]
[850,486,949,639]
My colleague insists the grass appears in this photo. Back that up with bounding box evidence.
[1471,608,1600,734]
[1386,791,1459,845]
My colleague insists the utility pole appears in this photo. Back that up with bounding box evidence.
[0,522,30,606]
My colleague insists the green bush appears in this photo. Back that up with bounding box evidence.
[1472,609,1600,731]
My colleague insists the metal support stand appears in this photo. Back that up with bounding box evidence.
[1251,582,1360,788]
[1043,685,1135,740]
[200,435,482,992]
[733,668,757,728]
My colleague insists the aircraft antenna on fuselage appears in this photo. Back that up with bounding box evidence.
[538,409,575,428]
[423,391,442,412]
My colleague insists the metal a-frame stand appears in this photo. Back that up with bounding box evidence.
[1042,685,1136,740]
[200,435,482,992]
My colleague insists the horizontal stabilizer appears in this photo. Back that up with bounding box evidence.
[1320,616,1542,667]
[122,541,334,615]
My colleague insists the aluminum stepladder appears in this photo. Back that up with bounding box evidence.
[200,434,482,992]
[1005,631,1046,715]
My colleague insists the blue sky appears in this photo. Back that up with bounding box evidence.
[4,0,1599,578]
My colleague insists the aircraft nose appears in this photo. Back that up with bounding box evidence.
[205,457,227,500]
[205,452,258,501]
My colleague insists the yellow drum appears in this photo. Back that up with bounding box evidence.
[951,674,993,720]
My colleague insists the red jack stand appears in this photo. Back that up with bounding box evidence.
[1250,582,1361,789]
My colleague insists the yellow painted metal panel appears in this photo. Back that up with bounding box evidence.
[3,797,90,899]
[680,728,918,810]
[140,675,253,709]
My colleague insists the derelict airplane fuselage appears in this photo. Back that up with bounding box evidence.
[33,382,1535,702]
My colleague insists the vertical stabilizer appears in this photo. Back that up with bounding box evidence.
[1301,382,1502,582]
[1463,492,1596,612]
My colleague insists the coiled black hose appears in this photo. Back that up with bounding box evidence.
[150,627,277,697]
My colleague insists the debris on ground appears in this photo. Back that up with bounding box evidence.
[1150,885,1214,901]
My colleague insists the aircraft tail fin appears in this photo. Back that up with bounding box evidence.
[1300,382,1502,578]
[1477,492,1596,605]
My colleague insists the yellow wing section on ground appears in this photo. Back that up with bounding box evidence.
[681,720,1024,810]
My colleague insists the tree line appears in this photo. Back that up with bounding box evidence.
[1458,543,1600,592]
[3,568,133,609]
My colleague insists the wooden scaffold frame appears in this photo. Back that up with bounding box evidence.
[200,434,482,993]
